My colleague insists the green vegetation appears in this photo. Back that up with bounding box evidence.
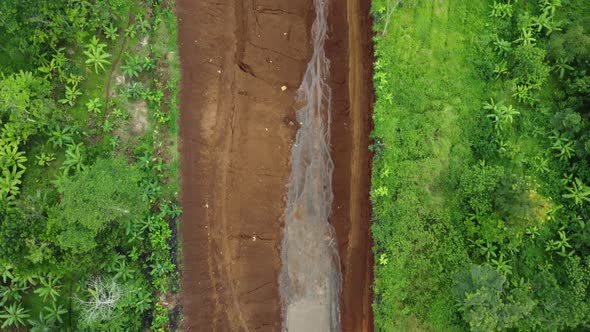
[0,0,180,330]
[371,0,590,330]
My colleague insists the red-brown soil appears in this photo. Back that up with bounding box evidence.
[327,0,374,331]
[177,0,373,330]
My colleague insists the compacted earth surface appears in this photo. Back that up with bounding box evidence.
[177,0,373,330]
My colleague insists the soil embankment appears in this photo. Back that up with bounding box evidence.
[178,0,373,330]
[327,0,374,331]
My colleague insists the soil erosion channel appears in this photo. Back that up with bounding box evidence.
[178,0,373,330]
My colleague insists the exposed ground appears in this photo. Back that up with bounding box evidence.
[178,0,373,330]
[327,0,374,330]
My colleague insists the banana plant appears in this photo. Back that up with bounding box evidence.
[135,14,151,34]
[43,303,67,324]
[493,37,512,56]
[114,261,135,282]
[59,83,82,106]
[35,153,56,167]
[28,311,57,332]
[551,137,575,161]
[493,60,509,79]
[490,253,512,275]
[563,178,590,206]
[0,167,25,199]
[122,54,143,78]
[484,99,520,131]
[86,97,103,114]
[0,140,27,174]
[34,273,61,302]
[48,125,74,148]
[553,57,574,79]
[477,240,498,262]
[103,23,119,41]
[83,36,111,73]
[0,282,27,306]
[515,27,536,45]
[490,1,513,18]
[545,230,574,257]
[60,143,86,175]
[0,302,30,329]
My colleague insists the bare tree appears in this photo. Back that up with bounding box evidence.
[382,0,402,36]
[77,277,125,324]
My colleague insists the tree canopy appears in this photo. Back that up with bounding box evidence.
[50,158,147,253]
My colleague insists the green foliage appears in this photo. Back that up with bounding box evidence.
[512,44,551,91]
[0,302,30,329]
[122,54,143,78]
[59,83,82,106]
[50,158,147,253]
[0,0,181,329]
[35,152,56,166]
[43,302,67,324]
[151,303,170,331]
[28,311,58,331]
[34,273,61,302]
[103,23,119,41]
[48,125,74,149]
[83,36,112,74]
[0,71,53,140]
[371,0,590,330]
[86,97,103,114]
[60,142,86,175]
[455,265,533,331]
[563,178,590,206]
[0,139,27,200]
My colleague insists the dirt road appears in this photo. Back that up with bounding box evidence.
[178,0,373,330]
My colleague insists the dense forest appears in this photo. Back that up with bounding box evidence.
[371,0,590,330]
[0,0,180,330]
